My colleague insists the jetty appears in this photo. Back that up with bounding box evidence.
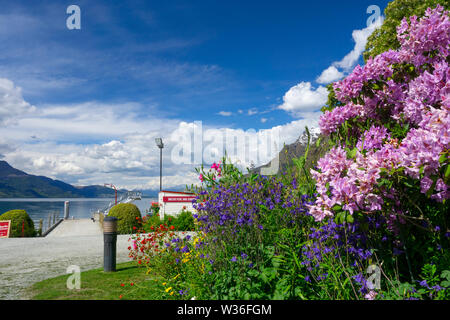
[43,191,142,237]
[46,218,102,237]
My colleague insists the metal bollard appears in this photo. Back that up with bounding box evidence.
[64,201,70,219]
[103,216,118,272]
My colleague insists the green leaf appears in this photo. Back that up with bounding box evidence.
[316,137,322,148]
[441,270,450,281]
[346,214,354,223]
[347,147,357,159]
[426,178,438,198]
[445,165,450,179]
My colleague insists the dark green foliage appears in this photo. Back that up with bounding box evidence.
[171,210,195,231]
[108,203,141,234]
[0,209,35,237]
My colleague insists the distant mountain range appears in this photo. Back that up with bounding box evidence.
[0,160,128,198]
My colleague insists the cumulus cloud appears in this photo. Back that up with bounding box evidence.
[316,16,384,85]
[316,66,345,84]
[168,118,317,172]
[0,78,36,125]
[333,16,384,71]
[277,82,328,118]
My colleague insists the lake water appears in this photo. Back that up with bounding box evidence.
[0,197,157,229]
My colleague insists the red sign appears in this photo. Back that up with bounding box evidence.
[163,196,197,203]
[0,221,11,238]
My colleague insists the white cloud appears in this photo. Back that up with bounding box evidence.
[2,112,319,190]
[316,66,345,84]
[218,111,232,116]
[247,108,258,116]
[0,78,36,125]
[278,82,328,118]
[315,16,384,86]
[3,101,179,142]
[333,16,384,71]
[260,118,268,123]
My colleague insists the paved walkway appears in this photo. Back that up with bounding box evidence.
[46,219,102,237]
[0,234,132,300]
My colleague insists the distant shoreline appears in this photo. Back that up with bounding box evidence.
[0,196,158,201]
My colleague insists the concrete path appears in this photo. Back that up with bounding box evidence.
[0,234,133,300]
[46,219,102,237]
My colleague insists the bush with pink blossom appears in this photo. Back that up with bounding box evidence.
[310,5,450,299]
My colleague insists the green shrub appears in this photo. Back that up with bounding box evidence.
[108,203,141,234]
[142,213,163,232]
[0,209,35,237]
[142,210,195,232]
[171,210,195,231]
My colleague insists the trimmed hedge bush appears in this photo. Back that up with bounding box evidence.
[108,203,141,234]
[142,210,195,232]
[0,209,35,237]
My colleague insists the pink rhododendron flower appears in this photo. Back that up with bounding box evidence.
[311,6,450,221]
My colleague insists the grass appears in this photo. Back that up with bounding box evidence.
[27,261,166,300]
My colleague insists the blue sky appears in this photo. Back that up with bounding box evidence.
[0,0,390,190]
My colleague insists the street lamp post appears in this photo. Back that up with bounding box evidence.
[155,138,164,191]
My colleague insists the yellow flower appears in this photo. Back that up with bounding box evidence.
[170,291,174,296]
[173,274,181,280]
[165,287,172,293]
[162,282,167,286]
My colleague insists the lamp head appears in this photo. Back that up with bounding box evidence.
[155,138,164,148]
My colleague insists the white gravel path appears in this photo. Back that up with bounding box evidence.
[0,234,133,300]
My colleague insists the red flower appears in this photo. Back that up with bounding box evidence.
[120,283,125,287]
[170,225,175,230]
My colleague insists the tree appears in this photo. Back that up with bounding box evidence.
[363,0,450,62]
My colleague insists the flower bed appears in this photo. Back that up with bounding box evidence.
[123,5,450,300]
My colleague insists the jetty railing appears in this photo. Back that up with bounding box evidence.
[38,211,63,237]
[93,191,142,217]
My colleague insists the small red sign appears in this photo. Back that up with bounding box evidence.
[163,196,197,203]
[0,220,11,238]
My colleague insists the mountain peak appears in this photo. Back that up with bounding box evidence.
[295,126,321,145]
[0,161,29,178]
